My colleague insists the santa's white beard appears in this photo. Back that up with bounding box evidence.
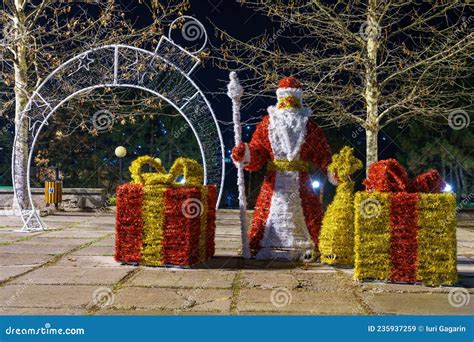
[268,105,310,161]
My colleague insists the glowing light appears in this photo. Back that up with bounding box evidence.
[443,183,452,192]
[114,146,127,158]
[312,180,320,189]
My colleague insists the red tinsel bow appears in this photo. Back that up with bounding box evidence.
[363,159,445,193]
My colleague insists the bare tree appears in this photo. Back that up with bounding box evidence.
[0,0,189,206]
[214,0,473,171]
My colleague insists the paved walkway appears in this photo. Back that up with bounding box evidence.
[0,210,472,315]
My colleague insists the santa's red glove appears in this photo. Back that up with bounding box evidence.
[232,142,247,163]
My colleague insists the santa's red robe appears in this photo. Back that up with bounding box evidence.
[240,106,332,260]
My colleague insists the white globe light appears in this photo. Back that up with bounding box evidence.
[443,183,452,192]
[312,180,320,189]
[115,146,127,158]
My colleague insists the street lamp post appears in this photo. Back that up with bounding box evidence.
[115,146,127,183]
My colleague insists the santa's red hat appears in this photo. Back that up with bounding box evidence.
[276,76,303,99]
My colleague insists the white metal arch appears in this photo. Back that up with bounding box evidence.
[12,31,225,231]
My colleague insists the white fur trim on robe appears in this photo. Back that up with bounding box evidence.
[256,105,314,261]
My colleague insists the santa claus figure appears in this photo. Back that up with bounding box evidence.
[232,76,334,261]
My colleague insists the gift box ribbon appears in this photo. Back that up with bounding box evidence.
[363,159,445,193]
[129,156,204,187]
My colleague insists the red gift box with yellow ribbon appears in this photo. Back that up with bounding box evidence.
[354,159,457,286]
[115,156,216,267]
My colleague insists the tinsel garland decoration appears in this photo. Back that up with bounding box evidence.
[140,185,167,266]
[319,146,363,266]
[267,160,310,172]
[115,184,144,263]
[115,156,216,267]
[248,172,275,256]
[354,192,392,280]
[354,160,457,286]
[205,186,217,258]
[389,192,419,283]
[130,155,204,187]
[410,169,445,193]
[363,159,409,192]
[417,193,457,286]
[161,187,204,265]
[130,155,167,185]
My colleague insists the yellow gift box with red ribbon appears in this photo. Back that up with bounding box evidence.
[115,156,217,267]
[354,159,457,286]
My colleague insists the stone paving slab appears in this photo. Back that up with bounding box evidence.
[55,255,130,268]
[0,253,53,267]
[0,237,23,244]
[127,268,236,289]
[0,266,33,283]
[10,266,132,286]
[241,271,300,289]
[91,237,115,247]
[0,243,76,255]
[45,229,111,239]
[70,245,114,256]
[18,237,95,246]
[94,309,225,315]
[0,285,99,308]
[112,287,232,313]
[359,282,453,294]
[0,307,88,315]
[362,292,474,315]
[236,288,360,314]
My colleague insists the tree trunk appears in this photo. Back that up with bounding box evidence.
[364,0,380,172]
[13,0,30,209]
[366,128,378,170]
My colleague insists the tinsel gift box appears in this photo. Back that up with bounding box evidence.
[353,159,457,286]
[115,156,217,267]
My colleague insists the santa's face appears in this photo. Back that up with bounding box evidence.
[275,95,304,119]
[277,95,302,110]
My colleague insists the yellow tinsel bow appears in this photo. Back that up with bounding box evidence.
[129,156,204,187]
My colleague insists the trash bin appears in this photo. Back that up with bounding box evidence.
[45,181,62,208]
[44,167,62,209]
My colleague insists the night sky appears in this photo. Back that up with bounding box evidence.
[172,1,399,206]
[0,1,407,206]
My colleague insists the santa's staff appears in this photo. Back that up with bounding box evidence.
[227,72,250,259]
